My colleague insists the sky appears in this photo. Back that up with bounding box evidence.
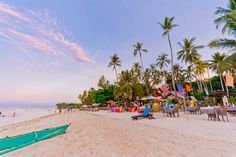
[0,0,228,107]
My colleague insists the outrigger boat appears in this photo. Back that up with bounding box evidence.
[0,123,70,155]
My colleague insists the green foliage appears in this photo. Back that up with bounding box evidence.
[192,91,204,101]
[97,75,110,89]
[93,85,115,104]
[114,70,144,100]
[229,96,236,104]
[56,102,80,109]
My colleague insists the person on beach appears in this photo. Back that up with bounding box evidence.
[13,112,16,118]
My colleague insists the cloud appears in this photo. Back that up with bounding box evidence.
[0,1,92,62]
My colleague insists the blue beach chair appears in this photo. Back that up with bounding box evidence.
[131,108,153,120]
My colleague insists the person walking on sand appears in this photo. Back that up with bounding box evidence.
[12,112,16,118]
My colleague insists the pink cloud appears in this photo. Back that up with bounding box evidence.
[0,1,92,63]
[0,2,30,22]
[7,29,55,54]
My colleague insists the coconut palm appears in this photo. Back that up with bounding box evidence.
[183,65,194,82]
[133,42,149,95]
[131,62,142,81]
[204,62,213,92]
[156,53,171,72]
[214,0,236,34]
[133,42,148,72]
[173,64,183,84]
[157,17,178,91]
[194,59,208,93]
[183,65,195,92]
[98,75,110,89]
[108,54,121,83]
[209,1,236,52]
[150,64,161,85]
[114,70,144,100]
[209,52,226,91]
[177,37,204,64]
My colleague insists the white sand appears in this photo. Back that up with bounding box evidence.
[0,111,236,157]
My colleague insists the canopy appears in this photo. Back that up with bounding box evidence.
[81,105,88,108]
[146,96,160,100]
[92,103,99,107]
[106,100,115,104]
[142,97,147,101]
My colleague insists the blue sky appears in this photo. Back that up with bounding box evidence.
[0,0,228,107]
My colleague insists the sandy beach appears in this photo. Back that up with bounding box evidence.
[1,111,236,157]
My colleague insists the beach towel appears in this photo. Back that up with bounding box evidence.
[226,74,234,88]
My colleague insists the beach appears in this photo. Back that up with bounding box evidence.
[1,111,236,157]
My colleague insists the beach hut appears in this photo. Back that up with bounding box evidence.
[106,100,116,107]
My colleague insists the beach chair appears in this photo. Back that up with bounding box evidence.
[131,108,154,120]
[164,107,179,117]
[218,107,229,122]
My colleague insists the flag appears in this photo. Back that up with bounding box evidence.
[186,84,191,92]
[177,84,183,93]
[226,74,234,88]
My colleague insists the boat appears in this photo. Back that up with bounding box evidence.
[0,123,70,155]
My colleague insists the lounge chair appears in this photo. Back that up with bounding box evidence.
[163,107,179,117]
[131,108,154,120]
[218,107,229,122]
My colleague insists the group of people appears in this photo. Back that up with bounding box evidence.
[0,111,16,118]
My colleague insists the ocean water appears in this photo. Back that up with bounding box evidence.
[0,108,55,127]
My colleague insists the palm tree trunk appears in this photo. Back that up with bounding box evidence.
[194,74,202,93]
[139,53,149,95]
[207,69,213,92]
[167,33,176,92]
[201,74,209,95]
[114,66,118,83]
[222,74,229,96]
[219,73,225,91]
[139,53,144,72]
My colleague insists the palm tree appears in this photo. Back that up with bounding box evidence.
[209,1,236,52]
[150,64,161,85]
[131,62,142,81]
[183,65,195,92]
[214,0,236,34]
[133,42,148,72]
[133,42,149,94]
[177,37,204,64]
[157,17,178,91]
[209,52,226,91]
[156,53,171,73]
[204,62,213,92]
[194,59,208,93]
[114,70,144,100]
[108,54,121,83]
[98,75,110,89]
[173,64,183,84]
[183,65,194,81]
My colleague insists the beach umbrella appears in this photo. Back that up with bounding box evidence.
[92,103,99,107]
[142,97,147,101]
[135,98,142,102]
[146,96,159,100]
[81,105,88,108]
